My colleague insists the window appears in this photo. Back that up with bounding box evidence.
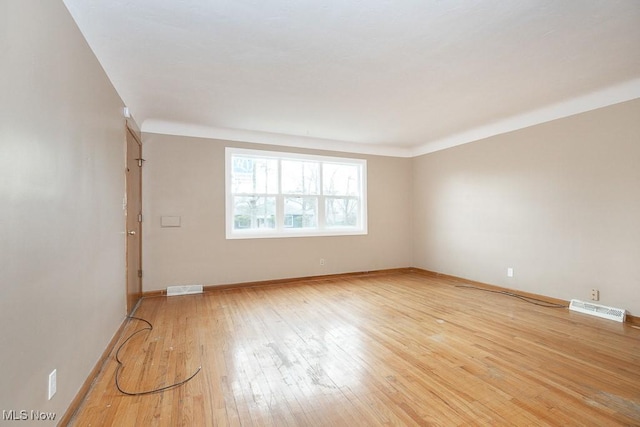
[226,147,367,239]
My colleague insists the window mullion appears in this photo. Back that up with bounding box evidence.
[318,162,325,230]
[276,159,283,232]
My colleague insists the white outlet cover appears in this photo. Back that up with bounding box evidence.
[48,369,57,400]
[507,268,514,277]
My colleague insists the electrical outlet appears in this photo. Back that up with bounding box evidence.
[320,258,325,266]
[507,267,514,278]
[591,289,600,301]
[48,369,57,400]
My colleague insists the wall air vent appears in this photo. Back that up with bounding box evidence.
[569,299,626,323]
[167,284,203,296]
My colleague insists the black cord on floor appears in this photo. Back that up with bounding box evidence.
[114,316,201,396]
[454,284,568,308]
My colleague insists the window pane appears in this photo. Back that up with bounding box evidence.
[233,196,276,230]
[284,197,317,228]
[231,155,278,194]
[281,160,319,195]
[323,163,360,196]
[326,198,359,227]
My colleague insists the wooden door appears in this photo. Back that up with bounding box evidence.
[126,127,143,313]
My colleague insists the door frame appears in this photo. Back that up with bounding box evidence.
[125,123,143,314]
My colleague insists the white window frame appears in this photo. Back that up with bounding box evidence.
[225,147,368,239]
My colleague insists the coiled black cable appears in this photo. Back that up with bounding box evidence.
[114,316,201,396]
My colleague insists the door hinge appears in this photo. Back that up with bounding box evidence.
[138,213,143,223]
[135,158,146,167]
[138,269,143,278]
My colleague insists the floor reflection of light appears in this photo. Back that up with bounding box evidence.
[229,322,364,408]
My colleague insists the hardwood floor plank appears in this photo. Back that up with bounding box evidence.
[70,272,640,426]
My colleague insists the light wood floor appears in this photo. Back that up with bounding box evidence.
[71,272,640,426]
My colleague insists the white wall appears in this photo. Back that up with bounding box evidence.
[0,1,126,421]
[142,134,413,291]
[412,99,640,315]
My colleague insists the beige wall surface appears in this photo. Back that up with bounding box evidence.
[0,1,126,420]
[412,99,640,315]
[142,134,413,291]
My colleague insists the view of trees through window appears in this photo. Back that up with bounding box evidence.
[227,148,366,238]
